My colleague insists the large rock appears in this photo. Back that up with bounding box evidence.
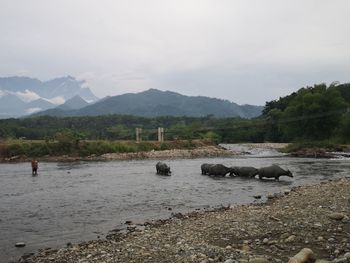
[288,248,315,263]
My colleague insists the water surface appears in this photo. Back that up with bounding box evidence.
[0,146,349,262]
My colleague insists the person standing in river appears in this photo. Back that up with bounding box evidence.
[31,159,38,175]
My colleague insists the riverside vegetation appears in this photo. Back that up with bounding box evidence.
[0,82,350,158]
[0,138,220,161]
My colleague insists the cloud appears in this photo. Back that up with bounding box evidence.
[14,89,41,102]
[45,96,65,105]
[0,1,350,104]
[25,107,42,114]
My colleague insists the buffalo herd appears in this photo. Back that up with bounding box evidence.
[156,162,293,181]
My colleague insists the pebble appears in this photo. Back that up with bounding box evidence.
[267,194,275,199]
[224,259,234,263]
[249,257,268,263]
[285,235,296,243]
[332,258,348,263]
[280,233,290,239]
[262,238,269,244]
[328,212,345,220]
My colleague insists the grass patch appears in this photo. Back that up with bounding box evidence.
[0,139,214,159]
[282,141,342,153]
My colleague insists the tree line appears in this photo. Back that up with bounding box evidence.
[0,82,349,144]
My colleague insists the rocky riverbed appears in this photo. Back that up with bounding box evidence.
[19,177,350,263]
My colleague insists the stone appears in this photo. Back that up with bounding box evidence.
[15,242,26,247]
[263,238,269,244]
[224,259,234,263]
[285,235,296,243]
[249,258,268,263]
[288,248,315,263]
[328,237,335,242]
[328,213,345,220]
[267,194,275,199]
[332,259,347,263]
[281,233,290,239]
[241,244,251,253]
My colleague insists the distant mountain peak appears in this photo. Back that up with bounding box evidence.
[0,75,99,118]
[58,95,89,110]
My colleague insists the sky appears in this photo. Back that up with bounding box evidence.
[0,0,349,105]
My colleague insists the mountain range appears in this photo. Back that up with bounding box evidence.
[0,75,263,119]
[0,76,98,118]
[33,88,263,118]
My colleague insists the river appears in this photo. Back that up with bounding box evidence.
[0,144,349,262]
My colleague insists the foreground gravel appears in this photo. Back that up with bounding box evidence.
[19,177,350,263]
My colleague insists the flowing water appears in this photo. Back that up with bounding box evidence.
[0,145,349,262]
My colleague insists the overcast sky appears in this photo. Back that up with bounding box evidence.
[1,0,349,105]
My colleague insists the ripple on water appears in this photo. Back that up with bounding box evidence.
[0,156,349,262]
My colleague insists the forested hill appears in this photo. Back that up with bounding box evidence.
[1,83,349,144]
[262,83,350,142]
[34,89,263,118]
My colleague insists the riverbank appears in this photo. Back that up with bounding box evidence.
[1,144,235,163]
[282,142,350,158]
[19,177,350,262]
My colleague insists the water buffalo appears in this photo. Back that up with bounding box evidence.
[257,165,293,180]
[208,164,234,177]
[201,163,215,175]
[156,162,171,176]
[232,166,259,178]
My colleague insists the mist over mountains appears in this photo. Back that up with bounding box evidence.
[0,76,98,118]
[0,76,263,119]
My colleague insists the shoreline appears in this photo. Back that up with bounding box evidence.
[3,142,350,163]
[19,177,350,262]
[1,145,236,163]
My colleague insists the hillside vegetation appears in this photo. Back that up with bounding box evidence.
[33,89,263,118]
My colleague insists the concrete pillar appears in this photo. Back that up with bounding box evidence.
[158,127,164,142]
[136,128,142,143]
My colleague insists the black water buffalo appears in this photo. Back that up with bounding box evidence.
[208,164,234,177]
[201,163,215,175]
[232,166,259,178]
[257,165,293,180]
[156,162,171,176]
